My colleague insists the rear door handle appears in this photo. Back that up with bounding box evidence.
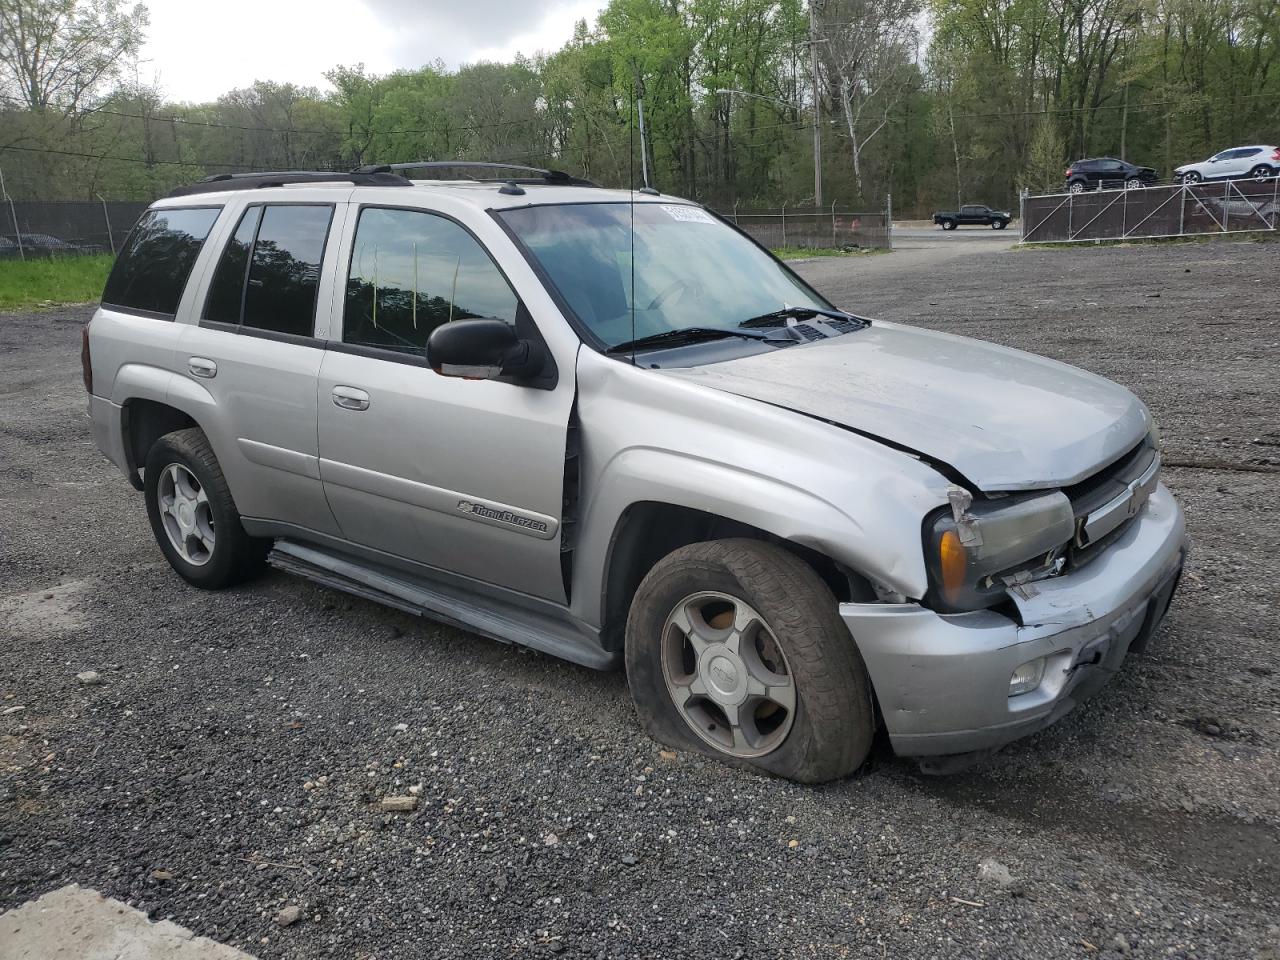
[188,357,217,379]
[331,386,370,411]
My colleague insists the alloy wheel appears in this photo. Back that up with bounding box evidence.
[157,463,215,566]
[660,591,796,758]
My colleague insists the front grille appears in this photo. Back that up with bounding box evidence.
[1061,435,1158,570]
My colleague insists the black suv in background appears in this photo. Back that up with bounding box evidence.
[1064,158,1159,193]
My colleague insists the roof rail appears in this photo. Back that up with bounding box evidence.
[353,161,598,187]
[167,170,412,198]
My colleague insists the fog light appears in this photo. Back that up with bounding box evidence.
[1009,658,1046,697]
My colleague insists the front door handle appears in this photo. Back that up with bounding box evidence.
[332,386,370,411]
[188,357,217,379]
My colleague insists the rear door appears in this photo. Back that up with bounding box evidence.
[316,204,575,602]
[177,195,346,535]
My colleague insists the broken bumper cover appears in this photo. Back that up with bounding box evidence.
[841,482,1185,758]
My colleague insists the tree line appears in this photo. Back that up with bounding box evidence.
[1,0,1277,216]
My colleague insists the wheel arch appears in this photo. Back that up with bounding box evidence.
[117,369,220,487]
[597,500,876,653]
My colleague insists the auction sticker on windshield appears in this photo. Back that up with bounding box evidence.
[661,205,718,224]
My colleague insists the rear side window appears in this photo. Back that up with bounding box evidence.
[102,207,220,317]
[203,207,261,325]
[202,203,333,337]
[342,207,518,355]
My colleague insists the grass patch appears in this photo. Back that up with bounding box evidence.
[0,254,114,310]
[772,245,889,260]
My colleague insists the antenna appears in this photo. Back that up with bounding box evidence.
[629,81,637,367]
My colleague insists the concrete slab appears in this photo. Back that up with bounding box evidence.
[0,885,256,960]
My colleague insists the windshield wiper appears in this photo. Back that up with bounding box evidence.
[738,306,870,329]
[605,326,794,355]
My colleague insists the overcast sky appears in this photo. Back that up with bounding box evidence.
[141,0,607,103]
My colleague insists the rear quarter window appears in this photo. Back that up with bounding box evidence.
[101,207,221,317]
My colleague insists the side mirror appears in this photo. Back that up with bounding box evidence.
[427,318,543,381]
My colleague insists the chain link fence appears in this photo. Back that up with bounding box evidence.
[718,204,892,250]
[1020,178,1280,244]
[1,200,149,259]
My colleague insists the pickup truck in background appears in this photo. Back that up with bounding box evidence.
[932,205,1012,230]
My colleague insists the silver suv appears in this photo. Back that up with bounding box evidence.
[84,164,1186,782]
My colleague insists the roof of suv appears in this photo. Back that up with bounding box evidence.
[153,177,678,212]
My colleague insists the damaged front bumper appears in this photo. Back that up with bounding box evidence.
[840,482,1185,759]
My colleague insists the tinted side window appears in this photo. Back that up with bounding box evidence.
[101,207,220,316]
[343,207,518,355]
[241,205,334,337]
[203,206,262,325]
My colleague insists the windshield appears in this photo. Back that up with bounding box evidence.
[497,201,831,350]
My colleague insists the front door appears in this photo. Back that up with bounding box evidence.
[316,205,574,602]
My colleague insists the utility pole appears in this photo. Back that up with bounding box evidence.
[634,70,652,190]
[1120,82,1129,159]
[809,1,823,208]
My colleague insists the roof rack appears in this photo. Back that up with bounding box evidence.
[167,170,412,198]
[353,161,598,187]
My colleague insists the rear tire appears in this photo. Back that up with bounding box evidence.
[1250,164,1273,180]
[624,539,875,783]
[1068,180,1087,194]
[144,428,269,589]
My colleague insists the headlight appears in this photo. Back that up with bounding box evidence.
[923,489,1075,612]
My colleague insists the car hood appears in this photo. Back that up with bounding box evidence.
[659,321,1151,491]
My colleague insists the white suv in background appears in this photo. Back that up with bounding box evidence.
[1175,145,1280,183]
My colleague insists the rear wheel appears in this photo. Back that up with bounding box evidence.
[1250,164,1274,181]
[144,428,269,589]
[1068,180,1087,194]
[625,539,875,783]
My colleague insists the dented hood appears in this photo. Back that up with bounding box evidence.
[661,321,1150,491]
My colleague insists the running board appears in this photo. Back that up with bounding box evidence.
[268,540,618,670]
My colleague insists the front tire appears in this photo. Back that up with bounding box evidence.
[942,219,957,230]
[144,428,269,589]
[1182,171,1202,184]
[625,539,875,783]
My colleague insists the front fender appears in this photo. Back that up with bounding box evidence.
[569,350,952,628]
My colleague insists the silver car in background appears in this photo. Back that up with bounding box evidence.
[84,165,1185,781]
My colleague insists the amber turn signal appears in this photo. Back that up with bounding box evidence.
[939,529,967,598]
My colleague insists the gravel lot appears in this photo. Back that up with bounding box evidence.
[2,238,1278,959]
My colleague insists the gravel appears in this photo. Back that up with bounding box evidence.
[1,237,1277,958]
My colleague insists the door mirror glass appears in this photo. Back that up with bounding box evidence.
[427,318,541,380]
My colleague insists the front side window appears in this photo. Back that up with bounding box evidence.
[102,207,221,316]
[497,202,829,351]
[202,203,332,336]
[342,207,518,355]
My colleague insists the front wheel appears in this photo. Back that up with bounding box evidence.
[1181,171,1202,184]
[144,428,269,589]
[992,220,1007,229]
[625,539,875,783]
[1125,177,1144,190]
[942,219,957,230]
